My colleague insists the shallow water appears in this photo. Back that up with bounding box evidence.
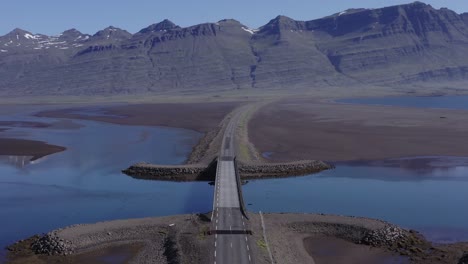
[0,112,209,261]
[1,104,468,262]
[244,157,468,244]
[338,95,468,110]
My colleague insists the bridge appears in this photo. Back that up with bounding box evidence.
[211,111,253,264]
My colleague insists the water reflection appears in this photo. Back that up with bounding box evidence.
[0,155,33,168]
[244,158,468,243]
[0,116,209,260]
[332,157,468,181]
[0,155,50,169]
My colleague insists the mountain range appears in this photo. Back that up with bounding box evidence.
[1,1,468,96]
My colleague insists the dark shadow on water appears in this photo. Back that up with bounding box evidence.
[72,243,143,264]
[329,156,468,182]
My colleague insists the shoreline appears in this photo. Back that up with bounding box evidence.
[3,98,468,263]
[0,138,66,161]
[6,213,468,264]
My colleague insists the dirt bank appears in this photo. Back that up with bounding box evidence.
[7,213,468,264]
[36,102,240,133]
[252,213,468,264]
[0,138,65,161]
[249,98,468,162]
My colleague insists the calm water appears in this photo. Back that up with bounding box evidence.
[338,95,468,110]
[244,158,468,244]
[0,112,209,261]
[1,103,468,262]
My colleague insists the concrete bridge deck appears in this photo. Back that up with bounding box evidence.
[212,110,253,264]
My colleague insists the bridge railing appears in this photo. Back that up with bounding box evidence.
[211,156,220,222]
[234,157,249,219]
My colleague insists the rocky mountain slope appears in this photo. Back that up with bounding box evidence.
[1,1,468,96]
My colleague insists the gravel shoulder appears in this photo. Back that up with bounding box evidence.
[36,102,240,133]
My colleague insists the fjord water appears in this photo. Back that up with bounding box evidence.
[1,96,468,262]
[0,114,209,261]
[247,95,468,244]
[338,95,468,110]
[244,159,468,243]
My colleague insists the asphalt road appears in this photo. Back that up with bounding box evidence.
[212,110,253,264]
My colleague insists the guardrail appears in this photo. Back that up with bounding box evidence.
[211,157,220,222]
[234,157,249,219]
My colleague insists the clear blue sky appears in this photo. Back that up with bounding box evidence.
[1,0,467,36]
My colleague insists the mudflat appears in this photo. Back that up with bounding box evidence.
[249,98,468,162]
[36,102,240,133]
[0,119,82,159]
[0,138,65,160]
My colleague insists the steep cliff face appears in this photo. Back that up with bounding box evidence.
[251,16,347,89]
[137,19,258,91]
[309,2,468,83]
[1,2,468,96]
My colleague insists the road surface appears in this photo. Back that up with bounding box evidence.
[212,109,253,264]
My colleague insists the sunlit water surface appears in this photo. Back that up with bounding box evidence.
[0,112,209,262]
[1,100,468,262]
[244,158,468,244]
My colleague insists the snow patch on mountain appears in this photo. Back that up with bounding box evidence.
[24,33,40,40]
[241,27,258,35]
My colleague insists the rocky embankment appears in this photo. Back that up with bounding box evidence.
[122,159,333,181]
[238,160,334,179]
[6,214,213,264]
[122,159,218,181]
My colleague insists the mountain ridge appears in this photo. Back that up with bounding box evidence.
[1,1,468,96]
